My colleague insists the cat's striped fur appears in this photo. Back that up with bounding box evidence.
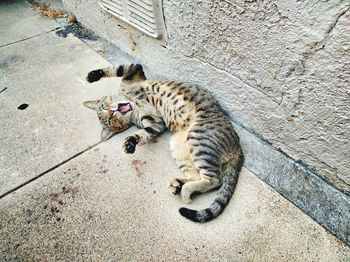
[84,64,243,222]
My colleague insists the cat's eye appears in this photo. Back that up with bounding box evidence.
[101,104,107,110]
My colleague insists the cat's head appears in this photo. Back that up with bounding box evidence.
[83,96,134,141]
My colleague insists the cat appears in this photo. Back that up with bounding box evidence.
[83,64,244,222]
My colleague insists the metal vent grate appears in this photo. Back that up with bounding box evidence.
[99,0,165,39]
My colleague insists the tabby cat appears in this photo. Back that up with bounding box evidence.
[83,64,243,222]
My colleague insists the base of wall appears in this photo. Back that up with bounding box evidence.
[233,123,350,246]
[71,25,349,246]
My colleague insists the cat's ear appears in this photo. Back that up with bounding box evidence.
[101,127,114,141]
[83,100,100,110]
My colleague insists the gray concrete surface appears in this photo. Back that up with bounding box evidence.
[0,18,119,195]
[61,0,350,245]
[0,1,349,260]
[62,0,350,195]
[1,138,349,261]
[0,0,58,47]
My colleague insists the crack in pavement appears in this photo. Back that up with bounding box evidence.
[0,87,8,94]
[0,141,102,199]
[0,27,61,48]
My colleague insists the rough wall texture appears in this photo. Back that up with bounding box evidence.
[62,0,350,194]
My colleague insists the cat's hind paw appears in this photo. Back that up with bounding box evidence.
[168,178,184,195]
[86,69,105,83]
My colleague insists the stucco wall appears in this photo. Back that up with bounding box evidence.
[62,0,350,194]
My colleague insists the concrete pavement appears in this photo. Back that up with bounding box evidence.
[0,0,119,195]
[0,1,349,261]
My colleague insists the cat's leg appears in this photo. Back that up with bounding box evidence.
[180,175,221,204]
[87,64,146,83]
[168,131,201,196]
[86,66,120,82]
[123,116,166,153]
[179,129,222,203]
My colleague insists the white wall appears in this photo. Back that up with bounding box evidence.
[62,0,350,194]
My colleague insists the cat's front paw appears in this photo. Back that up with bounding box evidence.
[86,69,105,83]
[124,136,139,154]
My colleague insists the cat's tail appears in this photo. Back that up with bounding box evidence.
[179,151,243,223]
[86,64,146,83]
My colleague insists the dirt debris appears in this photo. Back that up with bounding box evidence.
[32,2,65,19]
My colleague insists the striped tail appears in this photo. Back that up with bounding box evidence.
[179,154,243,223]
[86,64,146,83]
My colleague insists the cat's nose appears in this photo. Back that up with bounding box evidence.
[108,109,114,116]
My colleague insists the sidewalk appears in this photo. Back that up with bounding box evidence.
[0,1,349,261]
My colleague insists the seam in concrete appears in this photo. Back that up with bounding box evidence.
[313,5,350,53]
[0,87,8,94]
[186,55,283,106]
[0,142,101,199]
[0,28,60,48]
[327,5,350,33]
[300,5,350,67]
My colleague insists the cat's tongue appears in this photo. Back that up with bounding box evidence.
[118,103,132,113]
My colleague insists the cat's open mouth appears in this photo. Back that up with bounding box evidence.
[118,102,133,115]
